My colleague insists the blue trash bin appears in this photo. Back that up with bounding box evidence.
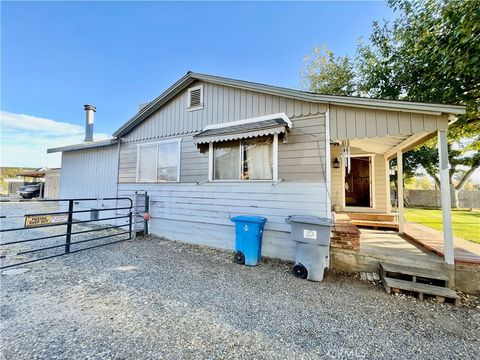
[231,216,267,266]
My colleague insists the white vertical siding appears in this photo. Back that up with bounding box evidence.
[60,145,119,199]
[59,144,120,224]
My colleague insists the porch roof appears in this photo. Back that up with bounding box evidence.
[347,132,434,160]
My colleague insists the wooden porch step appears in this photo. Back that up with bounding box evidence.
[351,219,399,230]
[379,263,459,305]
[347,213,396,222]
[380,262,449,282]
[381,277,460,305]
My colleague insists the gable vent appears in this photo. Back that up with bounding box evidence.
[187,85,204,111]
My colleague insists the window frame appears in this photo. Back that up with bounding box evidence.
[208,133,279,182]
[187,85,204,112]
[136,138,182,183]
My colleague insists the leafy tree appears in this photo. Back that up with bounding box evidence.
[303,0,480,206]
[301,46,356,96]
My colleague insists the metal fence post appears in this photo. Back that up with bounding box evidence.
[128,211,133,240]
[65,200,74,253]
[144,192,149,235]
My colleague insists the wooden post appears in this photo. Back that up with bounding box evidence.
[397,151,404,234]
[438,130,454,265]
[325,105,331,218]
[208,142,213,182]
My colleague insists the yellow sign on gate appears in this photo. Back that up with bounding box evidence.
[24,214,69,228]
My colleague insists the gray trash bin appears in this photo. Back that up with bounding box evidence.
[285,215,333,282]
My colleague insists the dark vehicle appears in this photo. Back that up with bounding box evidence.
[19,184,41,199]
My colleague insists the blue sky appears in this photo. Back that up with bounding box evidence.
[1,1,395,167]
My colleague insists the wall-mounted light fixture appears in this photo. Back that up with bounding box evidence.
[333,157,340,169]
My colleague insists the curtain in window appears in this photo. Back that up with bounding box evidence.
[138,145,157,182]
[242,137,273,180]
[158,142,179,182]
[214,142,239,180]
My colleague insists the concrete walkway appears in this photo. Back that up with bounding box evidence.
[404,223,480,265]
[359,228,445,271]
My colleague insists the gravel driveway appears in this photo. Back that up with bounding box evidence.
[1,234,479,359]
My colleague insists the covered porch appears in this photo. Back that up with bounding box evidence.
[327,104,459,268]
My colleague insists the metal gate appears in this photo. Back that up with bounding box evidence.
[0,197,133,269]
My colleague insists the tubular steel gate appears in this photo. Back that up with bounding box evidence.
[0,197,133,270]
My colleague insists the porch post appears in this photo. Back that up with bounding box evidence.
[438,130,455,265]
[397,151,404,234]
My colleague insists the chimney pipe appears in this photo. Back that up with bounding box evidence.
[84,104,96,142]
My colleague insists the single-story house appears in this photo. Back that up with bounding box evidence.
[48,72,467,279]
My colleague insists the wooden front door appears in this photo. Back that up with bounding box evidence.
[345,156,371,207]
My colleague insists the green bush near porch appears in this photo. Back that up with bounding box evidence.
[405,208,480,244]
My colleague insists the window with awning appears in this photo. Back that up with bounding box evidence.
[193,114,292,145]
[194,113,292,182]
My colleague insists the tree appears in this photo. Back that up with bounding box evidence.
[303,0,480,207]
[301,46,356,96]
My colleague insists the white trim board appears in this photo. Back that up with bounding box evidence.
[341,154,375,209]
[202,113,293,131]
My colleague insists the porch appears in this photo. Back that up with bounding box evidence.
[327,105,458,268]
[330,212,480,293]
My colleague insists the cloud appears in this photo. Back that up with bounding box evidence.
[0,111,110,168]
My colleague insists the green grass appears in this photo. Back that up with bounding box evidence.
[404,208,480,244]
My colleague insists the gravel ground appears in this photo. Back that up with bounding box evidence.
[1,234,479,359]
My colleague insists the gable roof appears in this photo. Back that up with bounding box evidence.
[112,71,466,138]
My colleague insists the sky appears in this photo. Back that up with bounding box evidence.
[0,1,396,168]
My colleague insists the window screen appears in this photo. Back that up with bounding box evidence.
[214,141,240,180]
[157,142,180,182]
[137,144,157,182]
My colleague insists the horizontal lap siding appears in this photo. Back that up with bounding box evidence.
[330,105,449,140]
[279,114,326,181]
[122,81,327,142]
[118,182,328,260]
[119,114,327,183]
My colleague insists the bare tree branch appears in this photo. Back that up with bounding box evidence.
[456,164,480,190]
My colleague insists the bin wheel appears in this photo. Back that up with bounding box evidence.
[293,264,308,279]
[234,251,245,265]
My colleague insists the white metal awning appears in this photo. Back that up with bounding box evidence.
[193,113,293,145]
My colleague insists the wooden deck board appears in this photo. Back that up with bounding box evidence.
[351,219,399,230]
[404,223,480,265]
[380,262,449,282]
[382,277,459,300]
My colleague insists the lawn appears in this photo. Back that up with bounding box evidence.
[404,208,480,244]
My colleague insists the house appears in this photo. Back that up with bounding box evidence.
[48,72,470,284]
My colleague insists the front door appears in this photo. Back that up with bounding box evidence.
[345,156,371,207]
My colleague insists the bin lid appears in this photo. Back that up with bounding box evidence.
[285,215,333,226]
[231,216,267,224]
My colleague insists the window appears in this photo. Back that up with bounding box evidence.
[214,141,240,180]
[211,135,277,181]
[241,136,273,180]
[137,139,181,182]
[137,144,157,182]
[187,85,204,111]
